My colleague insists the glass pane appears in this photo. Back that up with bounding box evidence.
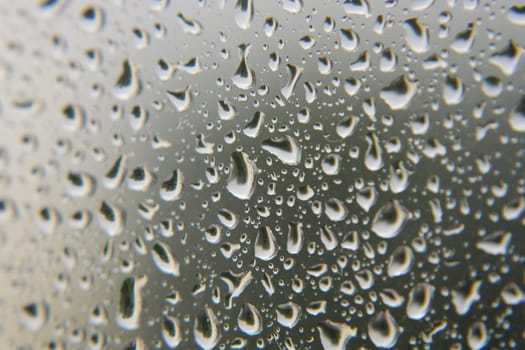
[0,0,524,349]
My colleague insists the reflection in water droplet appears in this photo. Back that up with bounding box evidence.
[368,310,399,348]
[97,201,125,236]
[151,242,180,276]
[162,316,182,348]
[406,283,435,320]
[232,44,255,90]
[262,135,301,165]
[237,303,262,335]
[113,60,141,100]
[276,302,301,328]
[281,64,303,100]
[255,226,278,261]
[380,75,418,110]
[166,86,192,112]
[20,301,49,331]
[371,200,408,239]
[234,0,254,30]
[160,169,184,202]
[317,320,357,350]
[193,306,221,350]
[404,18,429,53]
[117,276,147,330]
[227,151,257,200]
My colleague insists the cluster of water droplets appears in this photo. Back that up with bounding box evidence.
[0,0,524,349]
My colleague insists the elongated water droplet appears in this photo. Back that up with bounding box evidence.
[194,306,221,350]
[113,60,140,100]
[237,303,262,336]
[406,283,435,320]
[159,169,183,202]
[255,226,278,261]
[97,201,125,236]
[117,276,147,330]
[509,96,525,132]
[404,18,429,53]
[243,111,265,138]
[104,155,127,189]
[151,242,180,276]
[232,44,255,89]
[227,151,257,200]
[234,0,254,30]
[364,133,383,172]
[281,64,303,100]
[162,316,182,348]
[339,28,359,51]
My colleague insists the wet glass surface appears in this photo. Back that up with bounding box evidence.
[0,0,524,349]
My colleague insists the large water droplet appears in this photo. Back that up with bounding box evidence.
[227,151,257,200]
[371,200,409,239]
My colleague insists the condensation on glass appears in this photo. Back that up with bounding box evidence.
[0,0,524,349]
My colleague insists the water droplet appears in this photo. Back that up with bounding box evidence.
[343,0,370,17]
[489,40,522,76]
[113,60,141,100]
[166,86,192,112]
[262,135,301,165]
[237,303,262,335]
[451,280,482,315]
[177,13,202,35]
[232,44,255,90]
[97,201,125,236]
[324,198,348,222]
[467,321,489,350]
[404,18,429,53]
[194,306,221,350]
[20,301,49,331]
[317,320,357,350]
[281,64,303,100]
[380,75,418,110]
[276,302,301,328]
[443,75,464,105]
[227,151,257,200]
[508,5,525,26]
[117,276,147,330]
[387,245,414,277]
[406,283,435,320]
[509,96,525,132]
[282,0,303,14]
[151,242,180,276]
[243,111,265,138]
[104,155,127,189]
[159,169,184,202]
[368,310,400,348]
[476,230,511,256]
[364,133,383,172]
[162,316,182,348]
[255,226,278,261]
[287,221,304,254]
[371,200,409,239]
[340,28,359,51]
[234,0,254,30]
